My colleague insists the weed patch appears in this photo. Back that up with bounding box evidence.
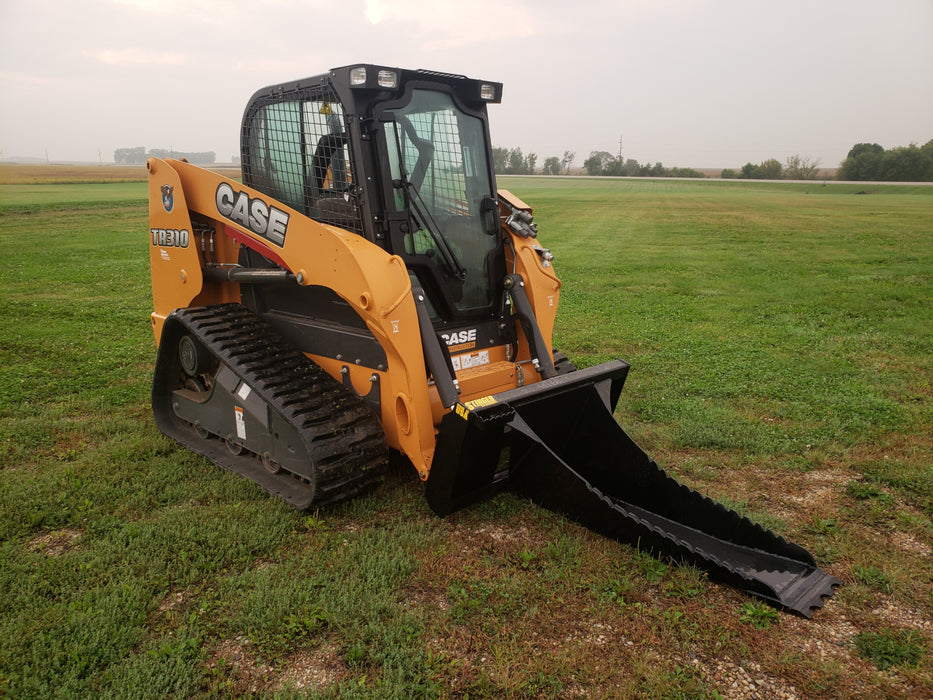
[854,629,926,670]
[739,601,781,629]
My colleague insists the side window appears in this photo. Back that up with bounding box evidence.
[248,101,305,211]
[245,94,363,234]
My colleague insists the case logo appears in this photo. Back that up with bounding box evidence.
[441,328,478,352]
[215,182,289,246]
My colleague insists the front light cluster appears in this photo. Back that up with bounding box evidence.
[349,66,398,89]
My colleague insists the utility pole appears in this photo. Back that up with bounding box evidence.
[618,136,623,162]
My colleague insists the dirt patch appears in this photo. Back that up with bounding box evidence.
[275,645,347,691]
[868,600,933,635]
[890,531,932,558]
[209,637,275,694]
[452,521,541,550]
[27,529,82,556]
[208,636,346,694]
[761,468,838,508]
[703,463,847,525]
[157,590,189,613]
[692,653,801,700]
[785,599,860,665]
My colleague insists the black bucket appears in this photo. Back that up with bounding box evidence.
[425,359,840,616]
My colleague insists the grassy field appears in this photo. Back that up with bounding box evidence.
[0,167,930,698]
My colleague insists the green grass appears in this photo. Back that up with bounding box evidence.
[854,629,927,671]
[525,177,931,497]
[0,182,148,211]
[1,172,931,697]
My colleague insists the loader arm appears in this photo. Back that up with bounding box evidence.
[148,157,438,475]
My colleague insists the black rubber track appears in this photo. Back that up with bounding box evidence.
[152,304,387,509]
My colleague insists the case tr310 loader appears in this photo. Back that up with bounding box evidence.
[147,64,839,616]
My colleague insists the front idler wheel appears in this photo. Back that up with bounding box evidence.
[178,334,212,377]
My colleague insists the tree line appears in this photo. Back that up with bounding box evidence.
[720,155,823,180]
[721,140,933,181]
[583,151,706,178]
[836,140,933,181]
[492,147,577,176]
[494,138,933,181]
[114,147,216,165]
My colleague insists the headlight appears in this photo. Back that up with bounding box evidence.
[480,83,497,101]
[349,67,367,86]
[377,70,398,88]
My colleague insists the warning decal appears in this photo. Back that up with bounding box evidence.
[451,350,490,371]
[234,406,247,439]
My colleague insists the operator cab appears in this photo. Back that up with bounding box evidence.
[240,64,508,357]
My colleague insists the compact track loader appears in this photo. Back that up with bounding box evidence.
[148,64,839,616]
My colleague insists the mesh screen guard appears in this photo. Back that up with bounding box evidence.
[242,85,364,235]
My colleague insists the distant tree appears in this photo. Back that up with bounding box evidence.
[879,144,930,181]
[602,157,625,176]
[562,150,576,174]
[923,139,933,180]
[669,167,706,178]
[190,151,216,164]
[784,155,822,180]
[584,151,613,176]
[507,147,526,174]
[146,148,216,164]
[496,148,565,175]
[621,158,643,176]
[847,143,885,160]
[579,153,703,179]
[492,147,509,173]
[739,162,759,179]
[738,159,781,179]
[647,162,666,177]
[836,141,933,181]
[525,152,537,174]
[721,168,739,179]
[114,146,146,165]
[543,156,561,175]
[181,151,215,164]
[837,143,884,181]
[757,158,783,179]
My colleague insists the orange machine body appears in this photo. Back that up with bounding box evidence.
[148,158,560,479]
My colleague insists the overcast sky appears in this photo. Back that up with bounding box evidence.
[2,0,931,168]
